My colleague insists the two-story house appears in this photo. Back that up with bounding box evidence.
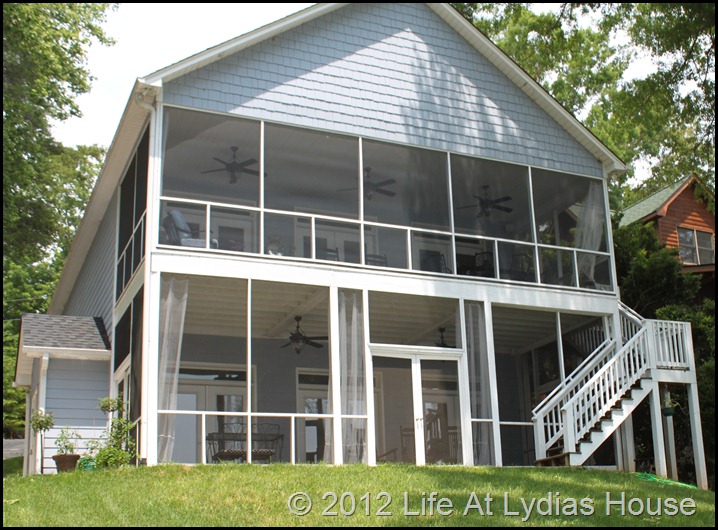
[620,175,715,301]
[15,3,707,488]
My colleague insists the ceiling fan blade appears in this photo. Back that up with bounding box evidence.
[493,205,513,213]
[238,158,258,168]
[372,179,397,187]
[305,335,328,341]
[280,342,292,349]
[240,168,260,176]
[490,196,513,204]
[306,340,325,349]
[211,157,229,165]
[374,188,396,197]
[200,168,227,174]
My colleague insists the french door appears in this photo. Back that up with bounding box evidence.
[372,355,462,465]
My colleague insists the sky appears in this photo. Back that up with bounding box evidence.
[51,3,314,148]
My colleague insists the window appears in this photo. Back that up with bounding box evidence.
[678,227,715,265]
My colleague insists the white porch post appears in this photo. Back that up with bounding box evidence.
[687,382,708,489]
[362,290,376,467]
[660,386,678,480]
[483,302,502,466]
[457,300,473,466]
[648,381,668,478]
[144,269,162,465]
[620,416,636,472]
[329,286,343,464]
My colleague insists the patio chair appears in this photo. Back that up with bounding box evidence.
[162,208,217,249]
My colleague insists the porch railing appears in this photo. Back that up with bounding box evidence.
[532,337,616,460]
[562,327,650,454]
[533,303,694,461]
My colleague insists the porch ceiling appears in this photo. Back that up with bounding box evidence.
[491,306,595,355]
[178,275,597,352]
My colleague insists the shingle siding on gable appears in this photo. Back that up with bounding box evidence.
[64,190,116,329]
[164,3,603,178]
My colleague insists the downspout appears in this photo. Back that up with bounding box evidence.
[134,86,160,466]
[134,90,155,113]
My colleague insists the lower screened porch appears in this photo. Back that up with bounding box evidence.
[127,273,617,467]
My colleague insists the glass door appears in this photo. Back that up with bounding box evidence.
[372,355,462,465]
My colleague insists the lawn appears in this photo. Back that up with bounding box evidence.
[2,463,714,527]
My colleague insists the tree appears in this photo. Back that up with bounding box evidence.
[3,3,115,263]
[611,221,701,317]
[3,3,114,437]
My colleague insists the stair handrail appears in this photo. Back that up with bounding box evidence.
[532,338,616,459]
[619,301,644,341]
[562,326,651,454]
[533,303,647,460]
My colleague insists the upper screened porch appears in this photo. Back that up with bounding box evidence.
[143,106,615,293]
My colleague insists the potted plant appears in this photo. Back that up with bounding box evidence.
[52,427,82,472]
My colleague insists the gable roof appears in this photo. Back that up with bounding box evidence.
[15,314,112,387]
[619,175,704,227]
[142,3,626,177]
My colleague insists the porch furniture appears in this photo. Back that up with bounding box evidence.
[365,253,388,266]
[469,251,494,277]
[318,247,340,261]
[420,251,452,273]
[162,209,218,249]
[400,425,415,462]
[206,423,283,463]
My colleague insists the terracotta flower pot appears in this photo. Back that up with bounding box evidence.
[52,453,81,472]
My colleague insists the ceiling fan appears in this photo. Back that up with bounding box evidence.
[457,185,513,217]
[281,316,328,354]
[435,327,454,348]
[200,146,259,184]
[337,167,396,200]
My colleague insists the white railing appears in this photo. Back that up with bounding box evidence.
[564,323,607,357]
[619,300,643,342]
[648,320,692,370]
[532,338,616,459]
[533,303,694,462]
[563,327,651,453]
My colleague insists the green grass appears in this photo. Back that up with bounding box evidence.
[2,464,714,526]
[3,456,23,478]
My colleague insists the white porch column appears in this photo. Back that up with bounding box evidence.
[660,387,678,480]
[144,269,162,465]
[329,286,343,464]
[687,382,708,489]
[620,416,636,472]
[483,302,502,466]
[648,381,668,478]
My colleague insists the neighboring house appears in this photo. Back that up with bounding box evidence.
[14,3,707,488]
[620,175,715,300]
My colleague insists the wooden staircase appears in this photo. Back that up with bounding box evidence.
[533,303,693,468]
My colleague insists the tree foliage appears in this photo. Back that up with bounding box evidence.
[3,3,114,437]
[3,3,115,263]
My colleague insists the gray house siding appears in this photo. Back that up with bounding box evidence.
[164,3,603,177]
[64,190,117,329]
[43,358,109,472]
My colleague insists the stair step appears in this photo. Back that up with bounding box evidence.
[535,452,571,467]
